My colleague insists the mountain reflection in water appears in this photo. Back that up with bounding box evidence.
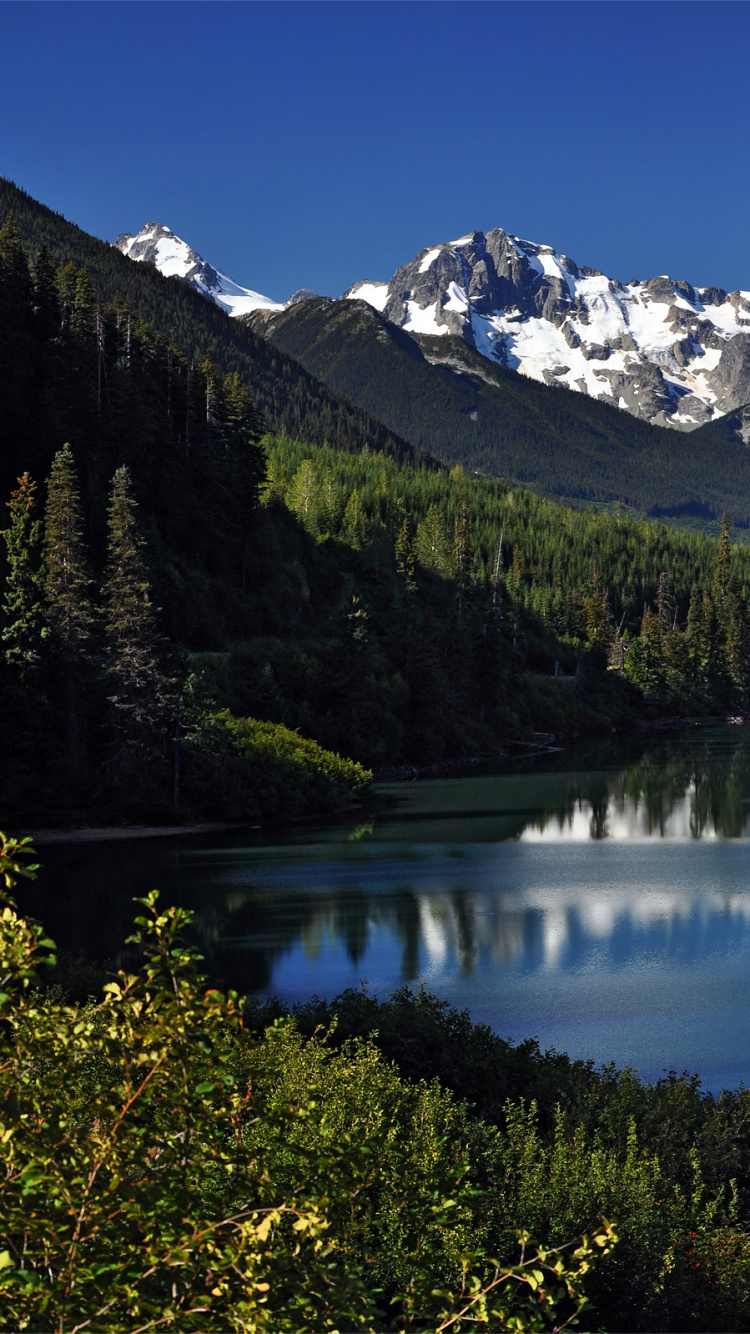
[31,728,750,1092]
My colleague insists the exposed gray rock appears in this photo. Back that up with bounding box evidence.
[709,335,750,414]
[641,276,678,304]
[563,321,581,349]
[286,288,318,307]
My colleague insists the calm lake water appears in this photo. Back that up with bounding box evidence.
[27,726,750,1094]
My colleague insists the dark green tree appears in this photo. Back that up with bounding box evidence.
[0,212,33,317]
[101,466,173,785]
[70,267,97,341]
[44,444,95,777]
[0,214,35,464]
[723,571,750,706]
[32,245,60,344]
[714,510,732,604]
[395,516,416,592]
[584,566,614,652]
[1,474,46,680]
[453,489,474,617]
[687,586,720,698]
[626,605,665,699]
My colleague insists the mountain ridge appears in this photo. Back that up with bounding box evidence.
[118,217,750,432]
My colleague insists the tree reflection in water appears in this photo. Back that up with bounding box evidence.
[28,727,750,1034]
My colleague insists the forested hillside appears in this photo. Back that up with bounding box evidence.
[0,177,425,466]
[2,207,750,827]
[248,295,750,528]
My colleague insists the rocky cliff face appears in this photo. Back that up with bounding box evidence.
[344,229,750,430]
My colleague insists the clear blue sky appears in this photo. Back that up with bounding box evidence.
[1,1,749,301]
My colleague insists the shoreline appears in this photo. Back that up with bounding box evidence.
[21,718,750,840]
[25,822,243,846]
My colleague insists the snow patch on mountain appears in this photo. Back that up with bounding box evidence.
[341,279,389,311]
[115,223,285,317]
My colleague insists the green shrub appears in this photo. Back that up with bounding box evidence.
[0,833,613,1332]
[183,709,372,820]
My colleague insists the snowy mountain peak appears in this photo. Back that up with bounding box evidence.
[347,227,750,430]
[114,223,285,317]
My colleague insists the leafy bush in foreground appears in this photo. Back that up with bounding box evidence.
[0,833,613,1332]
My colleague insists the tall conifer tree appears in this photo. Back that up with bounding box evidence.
[1,474,46,679]
[32,246,60,343]
[714,511,732,603]
[44,444,94,776]
[453,490,474,611]
[101,466,172,776]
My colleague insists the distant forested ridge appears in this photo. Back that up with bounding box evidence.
[2,205,750,826]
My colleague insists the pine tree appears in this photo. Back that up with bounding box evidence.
[625,605,665,698]
[511,543,524,591]
[0,213,33,315]
[584,566,613,651]
[655,571,676,637]
[225,371,266,447]
[687,586,720,697]
[341,488,368,549]
[32,245,60,343]
[71,268,97,341]
[288,460,319,533]
[0,214,35,452]
[1,474,46,679]
[101,466,173,778]
[201,357,226,449]
[395,517,416,592]
[415,505,450,576]
[714,511,732,603]
[453,490,474,616]
[44,444,95,777]
[56,261,78,334]
[723,571,750,706]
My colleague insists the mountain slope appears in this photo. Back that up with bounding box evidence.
[0,178,425,467]
[247,295,750,526]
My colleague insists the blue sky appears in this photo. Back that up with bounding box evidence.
[1,1,749,301]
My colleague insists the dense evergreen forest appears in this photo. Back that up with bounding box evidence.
[2,208,750,823]
[247,292,750,530]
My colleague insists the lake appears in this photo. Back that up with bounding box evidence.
[26,725,750,1094]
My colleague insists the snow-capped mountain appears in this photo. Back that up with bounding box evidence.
[116,220,750,431]
[344,230,750,431]
[114,223,286,318]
